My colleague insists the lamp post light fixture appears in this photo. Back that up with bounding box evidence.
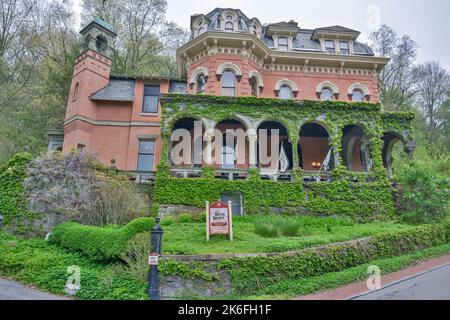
[148,217,163,300]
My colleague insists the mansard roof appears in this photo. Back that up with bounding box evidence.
[189,8,373,56]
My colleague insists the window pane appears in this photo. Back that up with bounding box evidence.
[320,88,333,101]
[222,71,235,87]
[278,37,288,45]
[225,22,234,32]
[279,86,292,99]
[352,90,364,102]
[144,85,160,95]
[340,41,349,54]
[139,140,155,154]
[137,154,154,171]
[325,40,335,53]
[250,77,258,96]
[222,87,235,97]
[143,95,159,113]
[196,75,206,93]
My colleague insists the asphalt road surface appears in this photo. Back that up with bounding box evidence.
[352,263,450,300]
[0,279,67,300]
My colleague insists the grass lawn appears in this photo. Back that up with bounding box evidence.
[161,215,415,255]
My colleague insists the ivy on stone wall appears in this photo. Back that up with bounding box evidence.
[154,94,414,216]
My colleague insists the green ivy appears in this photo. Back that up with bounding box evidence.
[0,152,39,234]
[153,94,414,217]
[218,224,446,295]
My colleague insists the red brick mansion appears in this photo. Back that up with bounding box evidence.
[52,8,414,196]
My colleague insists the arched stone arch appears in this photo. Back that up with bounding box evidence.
[348,83,370,96]
[316,81,339,94]
[341,125,371,172]
[189,67,209,85]
[382,130,414,178]
[298,122,333,171]
[316,81,340,99]
[170,117,206,168]
[274,79,299,92]
[216,62,242,81]
[248,70,264,88]
[215,114,254,131]
[257,120,293,172]
[348,83,371,101]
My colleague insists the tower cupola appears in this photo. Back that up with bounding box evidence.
[79,17,117,58]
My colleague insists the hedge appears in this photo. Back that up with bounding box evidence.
[217,224,448,295]
[50,217,155,262]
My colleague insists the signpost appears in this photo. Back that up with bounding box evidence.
[206,201,233,241]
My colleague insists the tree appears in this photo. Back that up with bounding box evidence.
[81,0,188,76]
[0,0,43,111]
[414,61,450,143]
[0,0,79,164]
[370,25,418,111]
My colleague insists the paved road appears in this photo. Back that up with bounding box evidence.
[0,279,68,300]
[351,263,450,300]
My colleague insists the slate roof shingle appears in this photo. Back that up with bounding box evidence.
[90,79,135,102]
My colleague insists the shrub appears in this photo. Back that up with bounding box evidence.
[253,216,300,238]
[254,219,279,238]
[274,217,301,237]
[397,157,449,224]
[161,216,176,226]
[177,213,193,223]
[119,232,150,283]
[24,152,147,227]
[50,217,155,261]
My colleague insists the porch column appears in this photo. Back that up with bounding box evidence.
[248,133,258,168]
[204,131,214,166]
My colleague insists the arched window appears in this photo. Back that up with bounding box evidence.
[73,82,79,100]
[196,75,206,94]
[351,89,365,102]
[225,22,234,32]
[320,87,333,101]
[95,35,107,53]
[222,70,236,97]
[279,86,292,99]
[249,76,258,97]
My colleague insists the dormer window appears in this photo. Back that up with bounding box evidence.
[225,21,234,32]
[278,37,288,51]
[325,40,335,54]
[340,41,350,55]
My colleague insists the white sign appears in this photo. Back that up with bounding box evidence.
[206,201,233,241]
[148,253,159,266]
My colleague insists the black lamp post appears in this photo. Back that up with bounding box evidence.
[0,213,3,231]
[148,217,163,300]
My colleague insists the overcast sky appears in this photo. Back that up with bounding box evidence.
[73,0,450,70]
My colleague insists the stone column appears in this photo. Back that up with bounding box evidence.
[248,133,258,168]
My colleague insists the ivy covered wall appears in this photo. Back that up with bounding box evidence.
[154,94,414,217]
